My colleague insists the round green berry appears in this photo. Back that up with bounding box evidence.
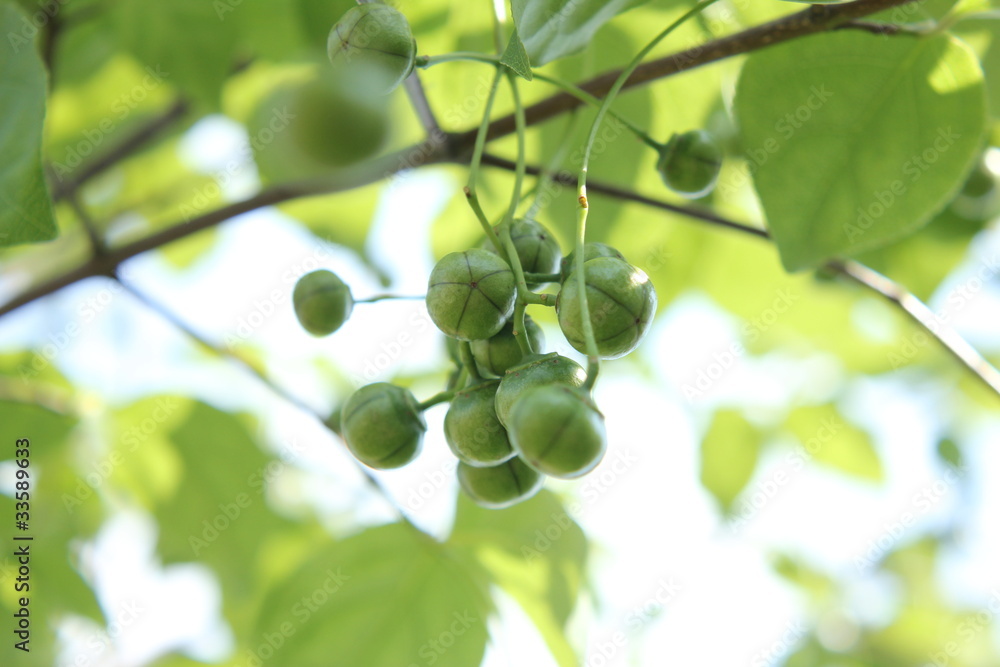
[559,242,625,282]
[507,385,606,479]
[327,4,417,93]
[457,457,543,509]
[470,315,545,377]
[657,129,723,198]
[484,219,561,287]
[444,380,514,467]
[293,269,354,336]
[340,383,426,469]
[426,249,516,341]
[494,352,587,427]
[289,70,389,167]
[557,257,656,360]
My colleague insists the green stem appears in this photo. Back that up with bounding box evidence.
[511,300,531,356]
[464,64,507,256]
[417,390,457,411]
[524,272,561,284]
[459,341,483,383]
[355,294,425,304]
[576,0,721,391]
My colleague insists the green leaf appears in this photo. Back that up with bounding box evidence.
[252,523,492,667]
[785,404,884,481]
[0,2,57,247]
[449,490,587,667]
[501,27,534,81]
[511,0,650,66]
[111,0,239,109]
[734,32,987,271]
[699,410,763,513]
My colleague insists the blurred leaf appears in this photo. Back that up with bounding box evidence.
[449,490,587,667]
[785,404,883,481]
[111,0,239,109]
[936,437,963,468]
[0,3,57,246]
[735,32,987,271]
[699,409,763,513]
[253,522,492,667]
[511,0,650,65]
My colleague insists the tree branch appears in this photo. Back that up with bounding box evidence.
[50,99,190,202]
[458,0,919,147]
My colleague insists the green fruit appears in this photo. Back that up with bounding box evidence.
[559,242,625,282]
[444,380,514,466]
[327,4,417,93]
[485,219,562,287]
[340,383,426,469]
[494,352,587,427]
[507,385,606,479]
[293,269,354,336]
[657,129,723,198]
[426,249,516,341]
[457,457,543,509]
[470,315,545,377]
[289,69,390,167]
[557,257,656,359]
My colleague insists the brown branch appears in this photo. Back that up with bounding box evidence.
[458,0,919,147]
[50,99,190,202]
[1,140,446,319]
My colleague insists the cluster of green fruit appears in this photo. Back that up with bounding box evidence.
[293,219,657,509]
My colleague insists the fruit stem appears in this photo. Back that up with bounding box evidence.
[355,294,425,304]
[524,272,561,284]
[511,300,532,356]
[575,194,602,391]
[459,341,484,383]
[417,389,457,411]
[416,52,499,67]
[465,64,508,258]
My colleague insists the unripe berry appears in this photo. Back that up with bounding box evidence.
[657,129,723,198]
[289,69,389,167]
[494,352,587,427]
[426,249,516,341]
[557,257,656,359]
[484,219,561,287]
[340,383,426,469]
[327,4,417,93]
[507,385,606,479]
[559,242,625,282]
[293,269,354,336]
[470,315,545,377]
[444,380,514,467]
[457,457,543,509]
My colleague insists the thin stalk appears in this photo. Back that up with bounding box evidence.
[464,65,507,256]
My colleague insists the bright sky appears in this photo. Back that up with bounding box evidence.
[3,115,1000,666]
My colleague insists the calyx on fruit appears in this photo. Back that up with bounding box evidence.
[557,257,656,359]
[485,219,561,287]
[293,269,354,336]
[340,383,426,469]
[426,249,516,341]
